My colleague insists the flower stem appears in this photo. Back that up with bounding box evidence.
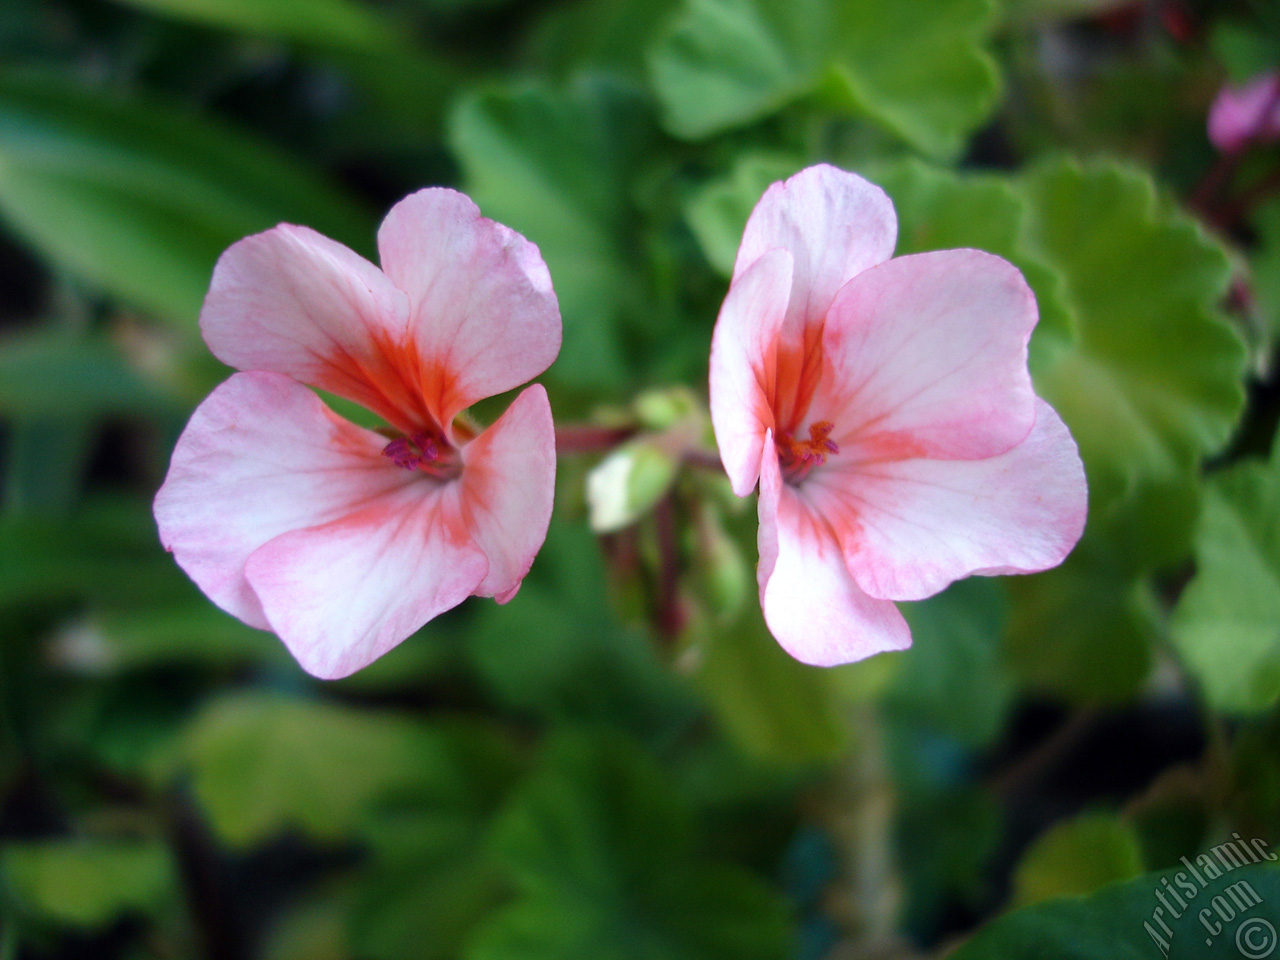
[554,425,635,454]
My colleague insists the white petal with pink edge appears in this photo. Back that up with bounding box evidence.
[709,249,792,497]
[244,482,489,679]
[153,372,417,631]
[377,188,562,428]
[757,440,911,666]
[816,248,1039,463]
[459,384,557,603]
[810,399,1087,603]
[734,164,897,335]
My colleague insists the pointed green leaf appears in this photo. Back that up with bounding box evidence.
[0,71,373,327]
[0,331,175,418]
[110,0,399,50]
[450,76,655,389]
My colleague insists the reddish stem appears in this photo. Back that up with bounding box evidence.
[653,495,684,640]
[554,424,635,454]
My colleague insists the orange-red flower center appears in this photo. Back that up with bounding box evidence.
[381,428,461,479]
[777,421,839,483]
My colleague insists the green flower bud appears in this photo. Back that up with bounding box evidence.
[586,440,679,533]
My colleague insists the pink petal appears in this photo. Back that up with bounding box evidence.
[153,372,418,630]
[816,249,1038,462]
[377,189,562,428]
[757,438,911,666]
[709,249,793,496]
[734,164,897,337]
[811,400,1087,602]
[244,481,489,679]
[1208,72,1280,153]
[459,384,556,602]
[198,225,439,435]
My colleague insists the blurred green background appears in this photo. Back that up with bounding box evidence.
[2,0,1280,957]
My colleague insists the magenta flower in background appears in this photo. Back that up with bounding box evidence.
[1208,70,1280,153]
[154,189,561,679]
[709,165,1087,666]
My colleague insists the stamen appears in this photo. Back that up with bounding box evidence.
[777,421,840,483]
[381,430,459,479]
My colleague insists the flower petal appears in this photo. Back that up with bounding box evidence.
[812,399,1087,602]
[377,188,562,427]
[198,225,438,434]
[709,248,793,496]
[757,439,911,666]
[244,482,489,679]
[734,164,897,335]
[153,371,416,630]
[817,249,1038,462]
[459,383,556,602]
[1208,71,1280,154]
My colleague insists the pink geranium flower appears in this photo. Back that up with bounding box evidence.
[709,165,1087,665]
[1208,71,1280,154]
[154,189,561,679]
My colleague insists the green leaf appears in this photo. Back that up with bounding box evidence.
[0,70,373,327]
[952,861,1280,959]
[1005,545,1157,703]
[469,732,791,960]
[465,519,696,737]
[895,787,1001,938]
[827,0,1001,158]
[885,579,1013,749]
[648,0,825,140]
[1020,159,1246,537]
[867,159,1073,339]
[1249,197,1280,353]
[180,693,437,846]
[693,603,849,765]
[109,0,399,50]
[684,153,804,276]
[0,499,189,607]
[1171,443,1280,713]
[3,838,175,928]
[1003,159,1249,702]
[1012,812,1145,907]
[350,723,525,960]
[91,602,289,671]
[450,76,654,389]
[530,0,682,79]
[0,332,175,418]
[649,0,1000,156]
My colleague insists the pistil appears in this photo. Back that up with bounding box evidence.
[777,421,839,483]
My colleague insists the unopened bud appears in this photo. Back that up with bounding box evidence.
[633,386,703,432]
[586,441,679,533]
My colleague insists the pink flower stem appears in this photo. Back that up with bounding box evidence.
[553,424,635,454]
[682,449,726,473]
[1195,81,1280,226]
[653,494,684,641]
